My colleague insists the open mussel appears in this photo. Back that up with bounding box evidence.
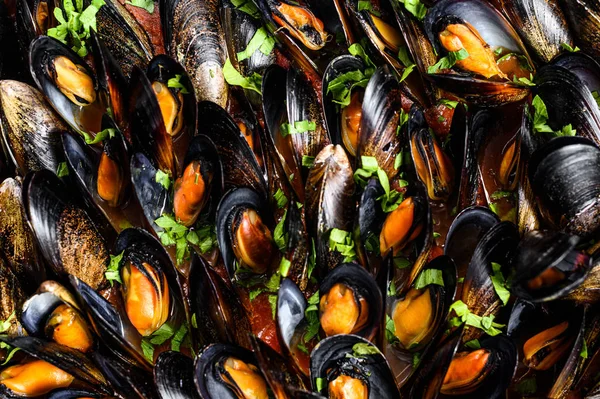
[0,336,111,397]
[194,343,270,399]
[29,36,105,138]
[511,230,592,302]
[23,170,112,290]
[423,0,535,105]
[216,187,275,278]
[21,281,94,353]
[0,79,66,176]
[528,137,600,238]
[318,262,382,339]
[310,334,400,398]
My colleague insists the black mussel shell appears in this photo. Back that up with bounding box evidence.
[310,334,400,399]
[92,348,159,399]
[128,65,175,176]
[358,66,403,177]
[197,101,267,197]
[21,291,64,337]
[29,36,103,136]
[23,170,112,290]
[511,230,592,302]
[559,0,600,61]
[154,351,199,399]
[0,177,45,292]
[194,343,266,399]
[552,52,600,94]
[500,0,573,63]
[188,254,252,349]
[358,178,385,250]
[0,80,66,175]
[130,152,171,234]
[216,187,273,279]
[528,136,600,237]
[322,55,366,156]
[277,278,310,374]
[47,389,103,399]
[533,66,600,147]
[305,144,355,273]
[69,275,151,370]
[319,262,383,340]
[0,335,111,394]
[444,206,500,279]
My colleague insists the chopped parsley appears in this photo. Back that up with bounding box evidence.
[47,0,105,57]
[155,214,214,265]
[155,169,171,190]
[167,74,189,94]
[126,0,154,13]
[223,58,262,94]
[428,48,469,74]
[56,162,69,177]
[516,377,537,395]
[439,99,459,108]
[237,27,275,61]
[357,0,381,16]
[105,251,124,285]
[385,314,399,344]
[274,188,288,209]
[581,338,588,359]
[413,268,444,290]
[397,0,427,20]
[302,155,315,168]
[448,300,505,336]
[307,239,316,278]
[394,257,411,269]
[273,210,289,251]
[303,290,321,343]
[0,312,19,365]
[230,0,260,18]
[490,262,510,306]
[349,342,379,357]
[83,127,115,145]
[280,120,317,136]
[328,228,357,262]
[561,43,580,52]
[465,339,481,349]
[353,156,404,212]
[530,95,577,137]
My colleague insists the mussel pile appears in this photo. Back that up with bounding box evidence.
[1,0,600,397]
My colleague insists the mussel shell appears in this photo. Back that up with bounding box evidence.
[444,206,500,280]
[552,52,600,94]
[277,278,308,361]
[423,0,533,105]
[0,257,25,338]
[128,65,175,176]
[0,177,45,292]
[319,262,383,339]
[197,101,267,197]
[216,187,272,279]
[250,335,308,397]
[510,230,592,302]
[188,253,253,349]
[0,336,111,394]
[305,144,355,272]
[358,178,385,250]
[154,351,199,399]
[161,0,228,107]
[194,343,264,399]
[461,222,518,340]
[47,389,103,399]
[20,291,64,337]
[0,79,66,175]
[309,334,400,399]
[29,36,102,136]
[559,0,600,61]
[23,170,112,290]
[358,66,403,177]
[94,0,154,76]
[69,275,151,370]
[130,151,171,234]
[528,136,600,237]
[500,0,573,63]
[533,66,600,147]
[322,55,366,154]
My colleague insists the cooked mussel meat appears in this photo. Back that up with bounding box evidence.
[379,196,425,256]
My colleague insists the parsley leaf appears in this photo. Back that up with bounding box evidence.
[428,48,469,74]
[280,120,317,136]
[516,377,537,395]
[328,228,357,262]
[353,156,404,212]
[413,268,444,290]
[490,262,510,306]
[48,0,105,57]
[82,127,115,145]
[465,339,481,349]
[449,300,505,336]
[171,323,188,352]
[385,314,399,344]
[397,0,427,20]
[155,214,203,265]
[274,188,288,209]
[350,342,378,357]
[223,58,262,94]
[302,155,315,168]
[167,74,189,94]
[273,210,289,251]
[56,162,69,177]
[155,169,171,190]
[348,43,376,69]
[105,251,124,286]
[581,338,588,359]
[307,239,316,278]
[326,70,370,108]
[561,42,580,52]
[358,0,381,16]
[126,0,154,13]
[316,377,325,392]
[237,27,276,61]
